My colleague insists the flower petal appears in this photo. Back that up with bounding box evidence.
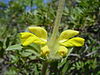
[28,27,47,40]
[20,32,47,46]
[59,30,79,42]
[58,46,68,56]
[60,37,85,47]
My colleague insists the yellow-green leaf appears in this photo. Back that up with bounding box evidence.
[60,37,85,47]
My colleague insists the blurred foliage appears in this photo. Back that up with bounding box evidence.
[0,0,100,75]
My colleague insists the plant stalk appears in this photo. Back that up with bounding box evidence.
[42,0,65,74]
[42,61,48,75]
[51,0,65,41]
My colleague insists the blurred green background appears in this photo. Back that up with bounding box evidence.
[0,0,100,75]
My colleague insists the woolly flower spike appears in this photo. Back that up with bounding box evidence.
[20,26,85,57]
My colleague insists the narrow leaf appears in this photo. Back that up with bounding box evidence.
[6,44,23,51]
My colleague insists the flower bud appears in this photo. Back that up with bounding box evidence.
[41,45,50,56]
[58,46,68,56]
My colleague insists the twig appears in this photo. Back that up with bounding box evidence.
[70,53,80,58]
[85,51,97,57]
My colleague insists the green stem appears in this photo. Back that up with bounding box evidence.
[42,61,48,75]
[51,0,65,41]
[44,0,65,73]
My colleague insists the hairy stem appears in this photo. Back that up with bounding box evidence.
[51,0,65,41]
[43,0,65,74]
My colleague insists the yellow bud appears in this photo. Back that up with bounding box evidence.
[58,46,68,56]
[41,46,50,56]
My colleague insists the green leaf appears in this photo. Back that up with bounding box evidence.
[61,61,69,75]
[10,55,19,63]
[29,56,37,60]
[4,37,10,48]
[29,43,40,52]
[20,49,39,57]
[20,51,32,57]
[58,59,66,69]
[6,44,23,51]
[0,41,3,48]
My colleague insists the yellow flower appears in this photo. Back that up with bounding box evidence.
[20,27,47,46]
[58,30,85,47]
[20,26,85,57]
[57,46,68,56]
[41,46,50,56]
